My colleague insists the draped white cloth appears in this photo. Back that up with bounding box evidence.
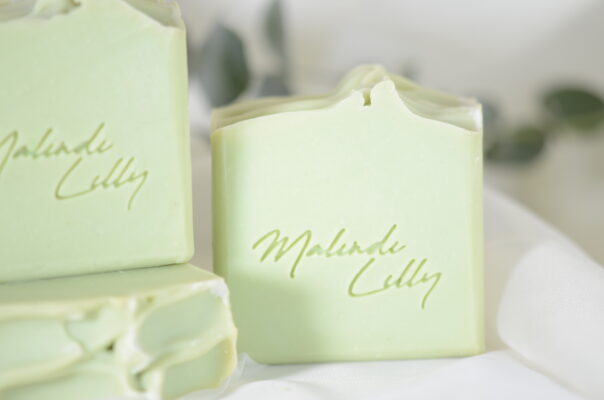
[181,138,603,400]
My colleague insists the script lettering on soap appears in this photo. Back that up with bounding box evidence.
[0,124,148,210]
[252,225,442,309]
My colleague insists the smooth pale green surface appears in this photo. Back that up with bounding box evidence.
[212,65,484,364]
[0,264,238,400]
[0,0,193,282]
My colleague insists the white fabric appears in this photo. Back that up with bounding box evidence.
[498,244,604,398]
[189,352,582,400]
[179,138,603,400]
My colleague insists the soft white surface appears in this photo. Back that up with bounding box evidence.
[498,243,604,398]
[185,137,602,400]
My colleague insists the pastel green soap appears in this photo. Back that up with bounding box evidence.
[0,264,238,400]
[212,65,484,364]
[0,0,192,281]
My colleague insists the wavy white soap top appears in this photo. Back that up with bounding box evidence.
[212,65,482,133]
[0,0,183,27]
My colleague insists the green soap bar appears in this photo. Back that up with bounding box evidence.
[0,264,238,400]
[212,65,484,364]
[0,0,193,282]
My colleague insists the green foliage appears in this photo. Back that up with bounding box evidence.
[259,74,291,97]
[196,24,250,107]
[481,101,498,129]
[187,5,604,162]
[487,126,546,163]
[544,88,604,132]
[262,0,290,96]
[485,87,604,164]
[189,0,290,106]
[480,100,498,151]
[265,0,287,65]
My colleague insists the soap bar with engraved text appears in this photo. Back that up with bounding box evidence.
[212,65,484,363]
[0,0,193,281]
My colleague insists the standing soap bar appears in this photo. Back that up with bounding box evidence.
[0,0,192,281]
[0,264,237,400]
[212,65,484,363]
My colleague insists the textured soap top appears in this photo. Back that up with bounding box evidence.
[0,0,193,282]
[0,264,238,400]
[212,64,482,132]
[0,263,226,304]
[0,0,183,25]
[212,65,484,363]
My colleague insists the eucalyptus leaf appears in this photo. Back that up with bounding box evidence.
[196,23,250,107]
[187,40,200,78]
[480,100,499,152]
[259,74,291,97]
[486,126,546,163]
[544,88,604,132]
[265,0,287,69]
[481,101,498,128]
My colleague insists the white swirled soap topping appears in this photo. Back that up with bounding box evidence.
[0,0,182,26]
[212,65,482,132]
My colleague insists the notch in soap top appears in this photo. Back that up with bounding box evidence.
[212,65,482,132]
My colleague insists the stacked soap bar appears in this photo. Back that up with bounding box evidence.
[212,65,484,363]
[0,264,238,400]
[0,0,192,281]
[0,1,239,398]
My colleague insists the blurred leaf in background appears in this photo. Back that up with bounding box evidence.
[265,0,287,67]
[259,74,290,97]
[481,100,499,152]
[487,126,546,163]
[195,23,250,107]
[187,4,604,159]
[260,0,290,97]
[485,87,604,164]
[544,88,604,133]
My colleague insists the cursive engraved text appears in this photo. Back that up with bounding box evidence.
[252,225,442,309]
